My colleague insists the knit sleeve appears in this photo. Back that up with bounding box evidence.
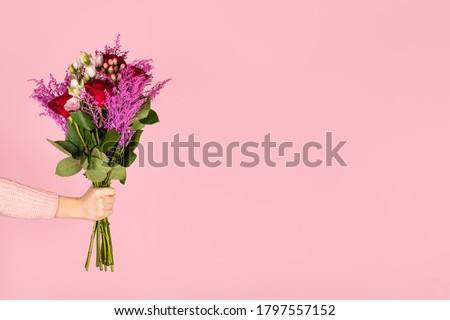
[0,177,58,219]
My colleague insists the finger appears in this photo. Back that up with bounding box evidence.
[104,203,114,210]
[100,188,116,196]
[103,197,115,205]
[104,209,113,217]
[96,211,105,220]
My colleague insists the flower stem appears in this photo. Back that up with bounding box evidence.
[104,218,114,266]
[85,175,115,271]
[96,222,100,267]
[84,221,97,271]
[95,128,100,146]
[73,122,88,153]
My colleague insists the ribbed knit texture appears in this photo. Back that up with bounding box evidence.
[0,177,58,219]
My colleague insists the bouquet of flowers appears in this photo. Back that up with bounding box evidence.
[30,35,170,271]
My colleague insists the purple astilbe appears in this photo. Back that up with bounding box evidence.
[29,73,70,133]
[149,79,171,101]
[129,59,154,74]
[104,66,151,146]
[128,59,171,100]
[80,91,102,128]
[96,34,128,59]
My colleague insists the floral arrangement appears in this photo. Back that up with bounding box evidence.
[30,35,170,271]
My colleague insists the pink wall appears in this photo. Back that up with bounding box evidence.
[1,0,450,299]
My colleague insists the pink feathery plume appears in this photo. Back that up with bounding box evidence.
[80,91,102,128]
[96,34,129,59]
[128,59,171,100]
[103,66,151,146]
[149,79,171,101]
[28,73,70,133]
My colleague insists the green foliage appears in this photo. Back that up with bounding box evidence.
[91,147,109,162]
[99,130,120,153]
[122,152,137,168]
[71,111,96,130]
[47,139,79,158]
[127,130,143,154]
[109,163,126,181]
[135,97,151,120]
[66,122,84,152]
[51,96,163,185]
[140,109,159,125]
[56,157,82,177]
[131,120,145,131]
[85,156,111,183]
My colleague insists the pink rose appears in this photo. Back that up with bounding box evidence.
[64,97,81,112]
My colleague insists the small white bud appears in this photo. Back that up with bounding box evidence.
[86,66,96,78]
[93,55,103,68]
[72,58,82,70]
[70,79,79,88]
[81,52,91,65]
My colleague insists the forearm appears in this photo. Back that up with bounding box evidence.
[0,178,115,220]
[0,177,58,219]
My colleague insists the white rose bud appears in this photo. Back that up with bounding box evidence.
[72,58,82,70]
[70,79,79,88]
[80,52,91,66]
[86,66,96,78]
[93,55,103,68]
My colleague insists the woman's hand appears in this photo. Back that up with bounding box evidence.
[55,186,116,220]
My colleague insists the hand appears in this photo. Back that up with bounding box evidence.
[55,186,116,220]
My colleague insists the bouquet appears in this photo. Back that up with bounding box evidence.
[30,35,170,271]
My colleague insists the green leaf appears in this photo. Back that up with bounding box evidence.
[55,157,82,177]
[91,132,98,146]
[121,130,142,167]
[85,157,111,183]
[140,109,159,125]
[83,129,95,150]
[135,97,151,120]
[131,120,145,131]
[99,130,120,153]
[127,130,143,154]
[47,139,79,158]
[109,164,126,181]
[122,151,137,167]
[91,147,109,162]
[66,122,83,152]
[70,111,95,130]
[81,156,88,170]
[96,129,107,141]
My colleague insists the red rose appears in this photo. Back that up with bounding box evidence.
[84,79,114,107]
[48,91,72,118]
[130,66,147,78]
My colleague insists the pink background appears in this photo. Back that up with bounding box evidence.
[1,0,450,299]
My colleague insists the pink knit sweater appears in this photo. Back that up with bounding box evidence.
[0,177,58,219]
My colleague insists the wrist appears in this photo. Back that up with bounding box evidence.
[55,196,83,219]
